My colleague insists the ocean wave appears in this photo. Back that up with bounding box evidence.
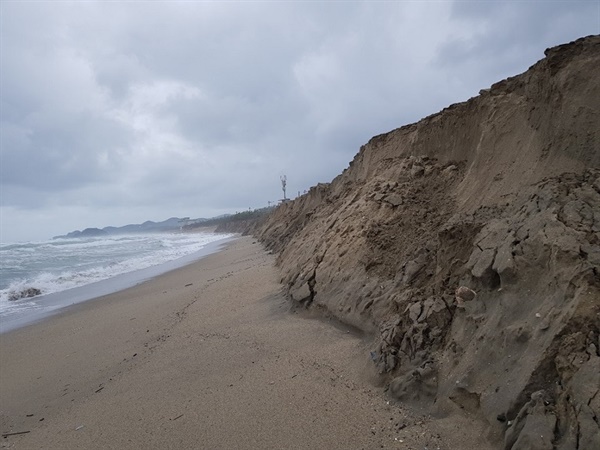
[0,232,233,314]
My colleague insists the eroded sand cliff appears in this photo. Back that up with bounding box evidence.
[256,36,600,449]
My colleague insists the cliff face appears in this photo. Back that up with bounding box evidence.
[256,36,600,449]
[214,219,257,234]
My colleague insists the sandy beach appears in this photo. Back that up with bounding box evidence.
[1,237,489,449]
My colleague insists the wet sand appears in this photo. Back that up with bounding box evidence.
[0,237,488,449]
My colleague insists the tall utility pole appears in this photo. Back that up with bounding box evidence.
[280,175,287,200]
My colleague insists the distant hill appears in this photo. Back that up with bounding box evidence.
[53,217,207,239]
[58,228,109,239]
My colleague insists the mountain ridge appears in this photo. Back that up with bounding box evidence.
[53,217,199,239]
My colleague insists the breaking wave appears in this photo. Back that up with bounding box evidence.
[0,232,233,316]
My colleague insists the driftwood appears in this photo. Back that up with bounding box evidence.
[2,430,30,438]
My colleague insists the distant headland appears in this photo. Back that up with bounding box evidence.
[52,217,202,239]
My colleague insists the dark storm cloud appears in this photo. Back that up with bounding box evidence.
[1,1,597,241]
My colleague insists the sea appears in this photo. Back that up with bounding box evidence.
[0,232,234,332]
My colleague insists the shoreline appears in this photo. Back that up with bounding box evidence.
[0,235,235,334]
[0,237,490,449]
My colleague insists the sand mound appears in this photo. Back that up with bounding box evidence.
[255,36,600,449]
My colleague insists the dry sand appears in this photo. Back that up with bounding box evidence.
[1,237,490,449]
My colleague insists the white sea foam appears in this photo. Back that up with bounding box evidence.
[0,232,233,318]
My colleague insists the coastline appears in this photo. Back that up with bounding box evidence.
[0,235,235,334]
[0,236,489,449]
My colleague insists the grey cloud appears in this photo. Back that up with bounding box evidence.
[440,1,599,81]
[1,1,597,242]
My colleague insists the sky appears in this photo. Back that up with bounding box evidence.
[1,1,598,242]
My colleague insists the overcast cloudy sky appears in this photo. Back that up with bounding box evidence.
[1,1,598,242]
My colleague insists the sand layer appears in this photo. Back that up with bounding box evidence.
[0,237,490,449]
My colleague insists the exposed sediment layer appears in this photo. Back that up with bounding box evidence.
[256,36,600,449]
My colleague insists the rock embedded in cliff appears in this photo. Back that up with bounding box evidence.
[421,297,452,330]
[383,194,403,207]
[407,302,422,323]
[401,251,429,285]
[492,239,517,284]
[455,286,476,308]
[410,164,425,178]
[469,248,496,279]
[442,165,458,176]
[289,280,312,303]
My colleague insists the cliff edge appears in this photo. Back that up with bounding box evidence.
[256,36,600,449]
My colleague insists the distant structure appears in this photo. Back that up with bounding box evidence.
[280,175,287,200]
